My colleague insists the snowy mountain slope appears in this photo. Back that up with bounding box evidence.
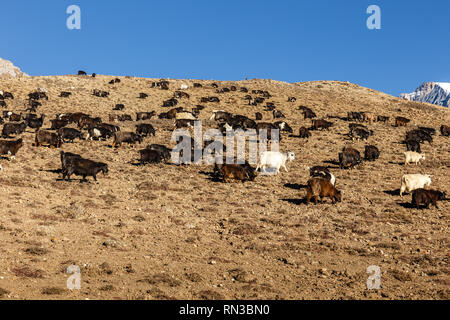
[400,82,450,107]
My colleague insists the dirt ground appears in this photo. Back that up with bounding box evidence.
[0,75,448,300]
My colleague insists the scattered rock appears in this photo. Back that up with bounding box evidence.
[228,268,254,283]
[125,264,134,273]
[41,287,65,295]
[139,273,181,287]
[319,268,329,276]
[390,269,413,282]
[25,247,49,256]
[99,284,114,291]
[197,290,225,300]
[36,225,55,236]
[185,272,203,283]
[132,215,145,222]
[0,287,10,298]
[12,266,44,278]
[99,262,113,275]
[102,239,118,248]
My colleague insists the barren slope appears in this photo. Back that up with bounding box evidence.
[0,75,448,300]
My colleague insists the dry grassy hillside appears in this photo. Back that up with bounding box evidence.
[0,75,448,300]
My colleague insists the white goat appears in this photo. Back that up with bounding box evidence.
[404,151,425,165]
[256,151,295,174]
[176,112,197,121]
[400,174,432,197]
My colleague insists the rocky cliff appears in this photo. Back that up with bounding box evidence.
[0,58,28,79]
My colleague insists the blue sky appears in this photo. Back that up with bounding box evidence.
[1,0,449,96]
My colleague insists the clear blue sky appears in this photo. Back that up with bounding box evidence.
[1,0,449,96]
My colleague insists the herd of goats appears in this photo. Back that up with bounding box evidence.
[0,71,448,210]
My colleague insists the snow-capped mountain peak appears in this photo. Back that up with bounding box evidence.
[436,82,450,93]
[400,82,450,107]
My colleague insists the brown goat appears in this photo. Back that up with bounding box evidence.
[441,125,450,136]
[306,178,342,204]
[78,116,102,129]
[363,112,376,124]
[0,138,23,159]
[50,119,69,130]
[112,131,142,147]
[63,157,108,182]
[299,127,311,138]
[412,188,446,209]
[395,117,410,127]
[34,130,62,148]
[311,119,333,130]
[218,164,256,183]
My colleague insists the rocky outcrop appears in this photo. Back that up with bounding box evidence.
[0,58,28,79]
[400,82,450,107]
